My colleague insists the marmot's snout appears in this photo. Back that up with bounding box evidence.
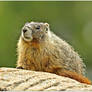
[21,22,49,42]
[22,25,33,41]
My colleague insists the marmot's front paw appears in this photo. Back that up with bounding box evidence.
[16,66,24,69]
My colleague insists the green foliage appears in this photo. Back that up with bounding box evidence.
[0,2,92,79]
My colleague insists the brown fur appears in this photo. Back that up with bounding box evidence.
[17,22,91,84]
[55,69,91,84]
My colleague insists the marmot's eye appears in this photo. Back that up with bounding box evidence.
[36,26,40,29]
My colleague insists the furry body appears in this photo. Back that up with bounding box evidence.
[17,22,91,84]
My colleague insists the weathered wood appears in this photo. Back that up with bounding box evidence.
[0,67,92,91]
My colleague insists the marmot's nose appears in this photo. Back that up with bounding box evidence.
[23,29,27,33]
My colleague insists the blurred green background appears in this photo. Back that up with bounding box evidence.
[0,1,92,80]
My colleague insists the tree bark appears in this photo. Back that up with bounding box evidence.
[0,67,92,91]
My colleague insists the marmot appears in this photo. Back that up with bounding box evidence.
[17,22,91,84]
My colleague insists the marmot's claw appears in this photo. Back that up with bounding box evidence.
[16,66,24,69]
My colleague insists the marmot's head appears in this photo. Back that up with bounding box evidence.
[21,22,50,42]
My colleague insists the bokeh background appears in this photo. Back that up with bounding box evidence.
[0,1,92,80]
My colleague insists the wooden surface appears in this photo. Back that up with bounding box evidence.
[0,67,92,91]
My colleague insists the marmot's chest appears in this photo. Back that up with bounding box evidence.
[25,47,50,71]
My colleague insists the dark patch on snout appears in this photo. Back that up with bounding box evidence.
[23,29,27,33]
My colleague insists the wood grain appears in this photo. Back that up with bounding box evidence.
[0,67,92,91]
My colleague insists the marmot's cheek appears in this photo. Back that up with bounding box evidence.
[40,34,45,40]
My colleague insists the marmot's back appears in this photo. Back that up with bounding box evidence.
[50,32,85,75]
[17,22,90,84]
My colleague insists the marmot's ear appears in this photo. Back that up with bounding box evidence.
[44,23,49,27]
[30,21,34,23]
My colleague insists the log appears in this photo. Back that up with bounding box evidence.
[0,67,92,91]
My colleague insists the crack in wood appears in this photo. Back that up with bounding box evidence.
[3,75,36,90]
[40,82,60,91]
[24,78,55,91]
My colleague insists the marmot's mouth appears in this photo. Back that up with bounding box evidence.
[25,36,31,39]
